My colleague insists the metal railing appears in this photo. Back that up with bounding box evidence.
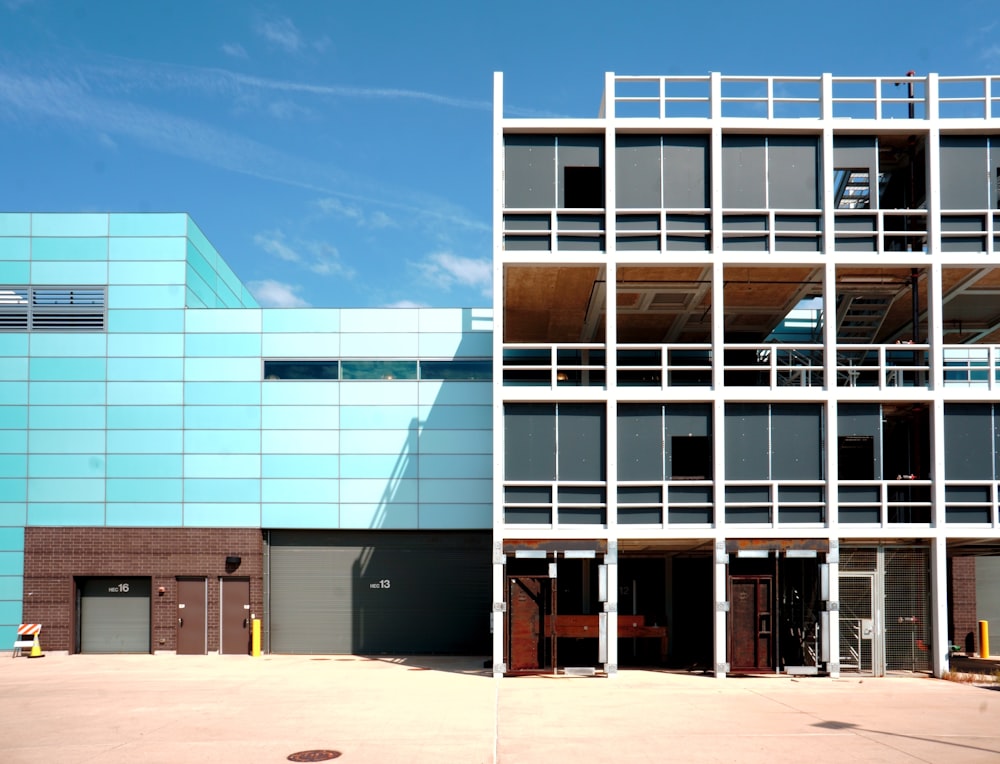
[605,73,999,120]
[502,344,607,387]
[837,480,933,525]
[502,342,957,390]
[836,344,929,389]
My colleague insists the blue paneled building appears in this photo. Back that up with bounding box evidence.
[1,212,492,655]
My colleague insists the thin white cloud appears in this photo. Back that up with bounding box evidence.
[81,54,499,112]
[253,231,300,264]
[415,252,491,292]
[316,196,362,220]
[302,241,347,276]
[253,230,354,277]
[315,196,397,228]
[255,16,303,53]
[369,211,395,229]
[266,98,311,120]
[247,279,310,307]
[221,42,248,59]
[385,299,427,308]
[0,62,489,233]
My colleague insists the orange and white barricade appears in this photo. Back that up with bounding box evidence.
[12,624,41,658]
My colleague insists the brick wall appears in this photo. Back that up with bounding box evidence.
[948,556,978,653]
[23,527,263,653]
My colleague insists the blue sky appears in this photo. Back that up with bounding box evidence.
[1,1,996,308]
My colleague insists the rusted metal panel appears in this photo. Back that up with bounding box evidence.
[506,576,552,673]
[503,539,608,554]
[726,538,830,554]
[730,574,774,672]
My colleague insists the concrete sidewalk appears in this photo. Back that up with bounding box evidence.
[1,654,998,763]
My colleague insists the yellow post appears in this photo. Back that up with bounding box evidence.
[980,620,990,659]
[251,618,261,657]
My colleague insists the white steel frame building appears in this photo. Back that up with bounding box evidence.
[491,72,1000,678]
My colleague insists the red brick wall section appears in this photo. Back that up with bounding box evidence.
[948,556,978,654]
[22,528,263,653]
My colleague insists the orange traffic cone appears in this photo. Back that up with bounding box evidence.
[28,633,44,658]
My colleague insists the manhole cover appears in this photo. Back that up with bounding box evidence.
[287,751,342,762]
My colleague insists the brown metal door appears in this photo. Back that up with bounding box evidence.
[220,578,250,655]
[730,575,774,671]
[176,578,206,655]
[506,576,551,672]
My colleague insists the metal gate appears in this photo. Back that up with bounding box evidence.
[839,572,878,675]
[838,546,931,675]
[884,548,931,672]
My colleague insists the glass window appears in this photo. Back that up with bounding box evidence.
[264,360,339,380]
[340,360,417,380]
[419,359,492,381]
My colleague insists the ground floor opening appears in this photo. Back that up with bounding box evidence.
[265,530,491,655]
[495,537,968,678]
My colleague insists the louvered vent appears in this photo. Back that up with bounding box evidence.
[0,286,106,332]
[0,288,29,330]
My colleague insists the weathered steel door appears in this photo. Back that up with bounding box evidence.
[176,578,207,655]
[729,575,774,671]
[220,578,250,655]
[506,576,552,672]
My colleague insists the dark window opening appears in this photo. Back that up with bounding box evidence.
[264,360,339,380]
[839,436,875,480]
[834,169,885,209]
[341,360,417,380]
[420,359,492,381]
[670,436,712,480]
[563,166,603,208]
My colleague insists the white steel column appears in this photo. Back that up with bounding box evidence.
[826,541,840,677]
[604,104,618,678]
[491,71,507,677]
[710,161,726,679]
[605,542,618,676]
[713,539,729,678]
[929,535,949,677]
[925,74,949,680]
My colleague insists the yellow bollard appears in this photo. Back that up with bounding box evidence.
[980,620,990,659]
[251,618,261,657]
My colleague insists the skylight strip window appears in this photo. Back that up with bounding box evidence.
[263,358,492,381]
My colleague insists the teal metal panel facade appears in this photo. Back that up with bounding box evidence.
[0,212,492,647]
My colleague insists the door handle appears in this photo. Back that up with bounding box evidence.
[178,617,183,627]
[243,618,248,628]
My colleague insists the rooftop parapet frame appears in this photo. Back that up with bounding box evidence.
[596,73,1000,121]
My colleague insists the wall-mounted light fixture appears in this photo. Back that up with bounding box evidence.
[226,555,242,567]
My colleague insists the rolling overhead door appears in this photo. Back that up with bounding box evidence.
[267,531,491,655]
[79,577,151,654]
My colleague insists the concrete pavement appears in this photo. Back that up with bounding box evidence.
[2,653,998,763]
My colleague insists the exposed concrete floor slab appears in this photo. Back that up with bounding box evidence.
[2,654,998,763]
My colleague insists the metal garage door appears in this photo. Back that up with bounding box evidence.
[267,531,490,655]
[79,577,151,653]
